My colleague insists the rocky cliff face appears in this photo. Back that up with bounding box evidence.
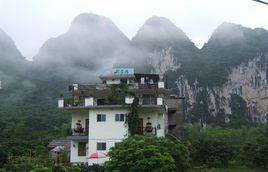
[147,47,181,75]
[175,56,268,123]
[143,22,268,124]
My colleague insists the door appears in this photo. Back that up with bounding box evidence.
[138,118,143,134]
[85,119,89,135]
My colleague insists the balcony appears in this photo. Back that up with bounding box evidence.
[58,96,163,108]
[68,81,164,92]
[69,83,107,91]
[140,97,157,105]
[139,127,157,136]
[66,128,88,141]
[68,128,88,136]
[138,83,158,89]
[64,98,84,107]
[61,98,122,107]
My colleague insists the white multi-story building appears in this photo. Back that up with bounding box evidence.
[58,68,184,165]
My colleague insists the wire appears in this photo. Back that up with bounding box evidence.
[252,0,268,5]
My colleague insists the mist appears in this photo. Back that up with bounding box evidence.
[1,12,268,99]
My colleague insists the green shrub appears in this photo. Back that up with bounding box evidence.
[52,165,67,172]
[69,166,81,172]
[77,164,103,172]
[104,135,190,172]
[30,165,52,172]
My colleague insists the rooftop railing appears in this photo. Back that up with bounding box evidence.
[68,81,165,91]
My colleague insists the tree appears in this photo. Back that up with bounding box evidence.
[183,124,236,168]
[229,94,252,127]
[241,136,268,168]
[127,97,140,136]
[190,137,234,167]
[104,135,190,172]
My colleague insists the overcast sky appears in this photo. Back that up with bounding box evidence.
[0,0,267,60]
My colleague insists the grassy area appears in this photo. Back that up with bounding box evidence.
[189,166,266,172]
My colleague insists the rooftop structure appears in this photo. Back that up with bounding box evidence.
[58,68,184,165]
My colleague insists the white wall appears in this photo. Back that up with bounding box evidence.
[157,97,163,105]
[70,140,88,163]
[157,113,165,137]
[85,97,94,106]
[58,99,64,108]
[87,139,120,165]
[87,108,129,165]
[70,108,166,164]
[158,81,165,88]
[88,109,129,140]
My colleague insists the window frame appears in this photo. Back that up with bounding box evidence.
[97,114,106,122]
[114,142,121,148]
[115,114,125,122]
[97,142,106,151]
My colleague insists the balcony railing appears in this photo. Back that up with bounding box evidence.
[58,96,162,108]
[138,83,158,89]
[140,98,157,105]
[68,82,163,91]
[64,98,85,107]
[69,83,107,91]
[141,127,157,136]
[68,128,88,136]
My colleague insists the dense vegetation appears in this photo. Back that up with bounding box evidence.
[0,121,267,171]
[0,120,68,171]
[183,124,268,169]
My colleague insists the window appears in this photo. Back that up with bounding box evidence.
[115,114,125,122]
[97,114,106,122]
[78,142,87,156]
[97,99,105,105]
[97,142,106,150]
[114,142,121,148]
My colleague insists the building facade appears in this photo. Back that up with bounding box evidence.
[58,68,184,165]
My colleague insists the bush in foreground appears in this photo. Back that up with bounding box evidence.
[104,135,190,172]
